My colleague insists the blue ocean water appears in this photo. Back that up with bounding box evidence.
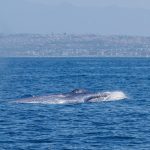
[0,57,150,150]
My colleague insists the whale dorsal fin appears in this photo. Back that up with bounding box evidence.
[71,89,88,94]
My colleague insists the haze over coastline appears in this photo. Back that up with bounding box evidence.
[1,0,150,57]
[0,34,150,57]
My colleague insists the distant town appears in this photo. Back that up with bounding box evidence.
[0,33,150,57]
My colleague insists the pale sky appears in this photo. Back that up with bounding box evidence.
[25,0,150,9]
[0,0,150,36]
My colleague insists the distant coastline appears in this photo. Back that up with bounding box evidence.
[0,33,150,57]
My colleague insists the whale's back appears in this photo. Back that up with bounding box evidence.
[15,89,127,104]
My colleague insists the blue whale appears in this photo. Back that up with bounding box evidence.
[16,89,127,104]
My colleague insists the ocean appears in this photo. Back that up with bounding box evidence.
[0,57,150,149]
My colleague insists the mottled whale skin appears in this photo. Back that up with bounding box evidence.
[16,89,127,104]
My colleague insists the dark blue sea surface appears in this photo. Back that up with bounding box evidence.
[0,57,150,150]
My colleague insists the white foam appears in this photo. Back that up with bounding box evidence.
[103,91,127,101]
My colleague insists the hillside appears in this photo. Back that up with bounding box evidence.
[0,34,150,57]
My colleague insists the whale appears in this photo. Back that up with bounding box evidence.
[15,89,127,104]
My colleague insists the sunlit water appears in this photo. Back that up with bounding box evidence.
[0,57,150,150]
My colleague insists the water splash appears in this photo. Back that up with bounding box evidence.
[103,91,127,101]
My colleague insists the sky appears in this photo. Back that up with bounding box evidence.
[25,0,150,9]
[0,0,150,36]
